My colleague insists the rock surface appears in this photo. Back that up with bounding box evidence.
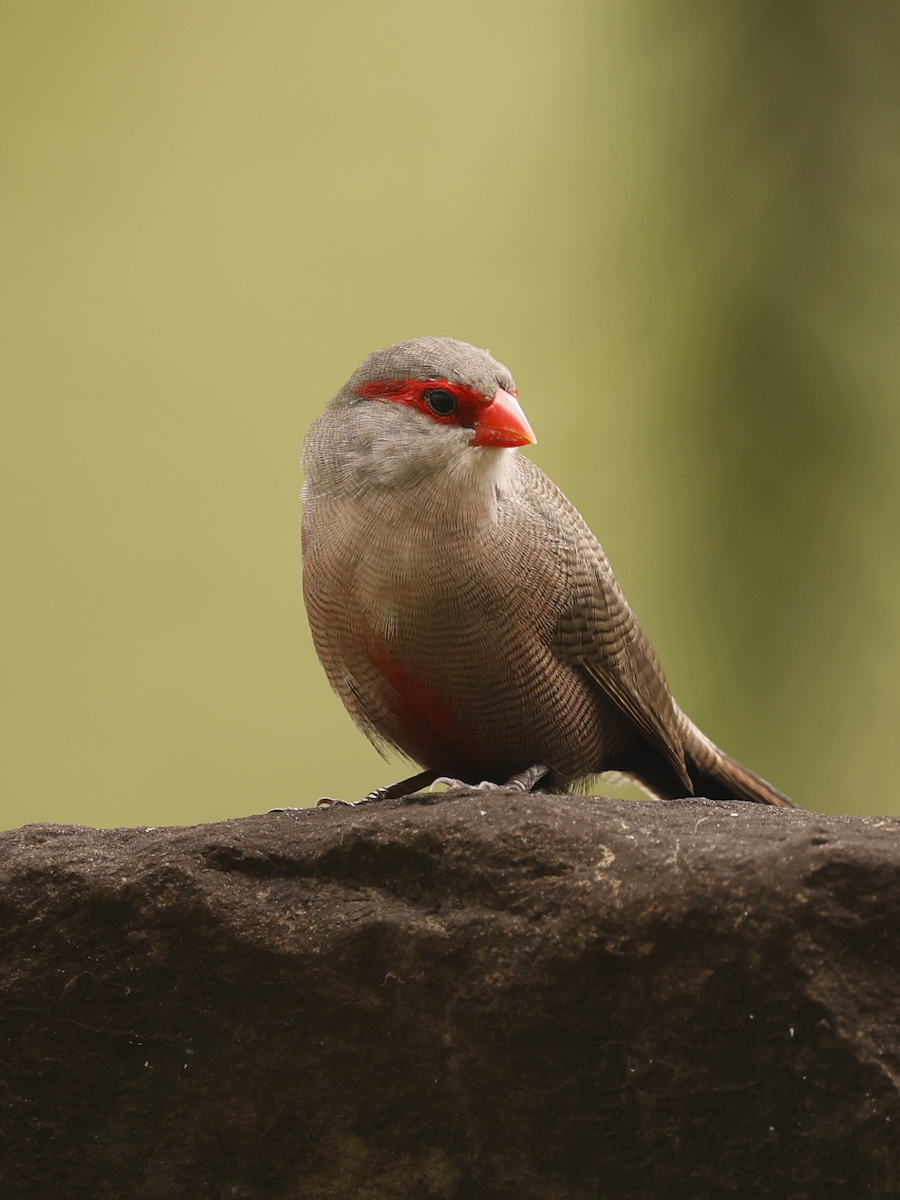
[1,792,899,1199]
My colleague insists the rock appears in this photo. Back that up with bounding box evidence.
[0,792,898,1198]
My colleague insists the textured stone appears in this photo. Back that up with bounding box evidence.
[1,793,898,1198]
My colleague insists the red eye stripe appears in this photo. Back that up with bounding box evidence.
[357,377,491,426]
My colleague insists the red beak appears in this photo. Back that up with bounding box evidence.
[471,388,537,448]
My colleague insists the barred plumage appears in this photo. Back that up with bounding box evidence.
[302,337,794,808]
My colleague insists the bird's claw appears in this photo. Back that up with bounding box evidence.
[315,770,441,808]
[316,787,393,807]
[431,763,551,795]
[431,776,488,792]
[313,766,552,809]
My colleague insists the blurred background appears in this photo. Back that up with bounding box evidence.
[3,1,900,828]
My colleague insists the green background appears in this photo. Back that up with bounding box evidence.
[3,1,900,828]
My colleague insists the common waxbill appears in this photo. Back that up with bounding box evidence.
[302,337,794,808]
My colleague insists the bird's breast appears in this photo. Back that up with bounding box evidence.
[302,477,627,783]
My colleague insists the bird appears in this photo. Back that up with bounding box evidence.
[301,337,795,808]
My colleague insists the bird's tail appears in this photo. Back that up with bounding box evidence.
[683,719,797,808]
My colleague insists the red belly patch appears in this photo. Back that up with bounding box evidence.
[366,642,482,775]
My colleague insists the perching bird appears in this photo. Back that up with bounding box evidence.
[301,337,794,808]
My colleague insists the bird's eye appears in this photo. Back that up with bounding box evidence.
[422,388,458,416]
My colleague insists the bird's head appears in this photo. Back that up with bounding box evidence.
[304,338,536,496]
[348,337,536,450]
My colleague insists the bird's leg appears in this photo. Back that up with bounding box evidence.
[433,762,551,794]
[503,762,552,792]
[315,768,441,808]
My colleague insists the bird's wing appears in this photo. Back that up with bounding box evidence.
[521,459,692,790]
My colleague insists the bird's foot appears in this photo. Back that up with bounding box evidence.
[313,764,552,808]
[315,769,440,808]
[504,762,552,792]
[432,762,551,795]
